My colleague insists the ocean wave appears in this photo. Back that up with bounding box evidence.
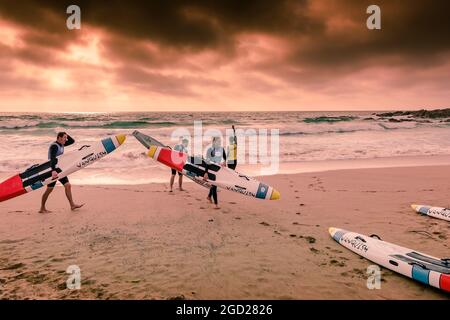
[303,116,357,123]
[102,121,173,128]
[0,115,42,121]
[0,120,179,130]
[280,128,373,136]
[49,116,98,122]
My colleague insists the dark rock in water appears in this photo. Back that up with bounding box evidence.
[376,108,450,119]
[388,118,414,122]
[363,117,374,121]
[380,111,405,117]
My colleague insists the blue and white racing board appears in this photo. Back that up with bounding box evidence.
[411,204,450,222]
[329,227,450,293]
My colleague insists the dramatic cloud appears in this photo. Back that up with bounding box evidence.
[0,0,449,111]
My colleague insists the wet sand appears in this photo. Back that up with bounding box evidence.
[0,165,449,299]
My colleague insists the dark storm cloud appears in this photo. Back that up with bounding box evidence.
[0,0,449,84]
[287,0,450,69]
[0,0,317,50]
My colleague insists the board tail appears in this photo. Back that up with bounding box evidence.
[0,174,27,202]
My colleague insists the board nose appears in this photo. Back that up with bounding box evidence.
[411,204,418,211]
[270,189,280,200]
[328,227,336,236]
[116,134,126,145]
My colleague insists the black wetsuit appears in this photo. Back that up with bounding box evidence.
[48,135,75,188]
[207,148,226,205]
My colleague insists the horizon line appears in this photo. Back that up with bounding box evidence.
[0,107,447,114]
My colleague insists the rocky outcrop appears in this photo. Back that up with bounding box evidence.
[376,108,450,119]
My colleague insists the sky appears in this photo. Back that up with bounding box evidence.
[0,0,449,112]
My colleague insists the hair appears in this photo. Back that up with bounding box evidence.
[57,132,67,139]
[182,138,189,144]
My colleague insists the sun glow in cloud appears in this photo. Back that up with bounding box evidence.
[66,35,102,66]
[0,20,24,48]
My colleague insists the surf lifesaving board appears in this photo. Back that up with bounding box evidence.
[0,134,126,202]
[132,131,279,200]
[329,227,450,293]
[147,145,280,200]
[411,204,450,222]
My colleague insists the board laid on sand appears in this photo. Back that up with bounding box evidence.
[132,131,280,200]
[0,134,126,202]
[329,227,450,293]
[411,204,450,222]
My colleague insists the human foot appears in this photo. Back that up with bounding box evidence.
[71,203,84,211]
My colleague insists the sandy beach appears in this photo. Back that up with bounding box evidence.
[0,164,449,300]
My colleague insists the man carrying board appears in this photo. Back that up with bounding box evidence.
[39,132,84,213]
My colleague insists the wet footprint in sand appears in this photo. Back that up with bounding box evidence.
[310,247,320,254]
[0,263,25,270]
[305,236,316,244]
[259,222,270,226]
[433,232,447,240]
[329,259,346,267]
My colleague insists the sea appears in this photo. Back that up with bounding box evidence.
[0,111,449,185]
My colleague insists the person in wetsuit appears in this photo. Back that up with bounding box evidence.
[204,136,226,209]
[226,125,237,170]
[39,132,84,213]
[170,138,189,192]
